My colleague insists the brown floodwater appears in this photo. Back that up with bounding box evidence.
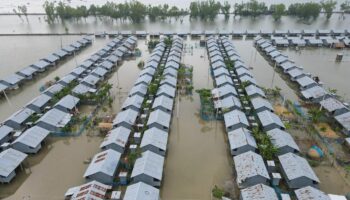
[0,36,108,122]
[281,47,350,102]
[161,40,233,200]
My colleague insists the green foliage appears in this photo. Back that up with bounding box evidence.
[270,4,285,21]
[321,0,337,19]
[212,185,225,198]
[307,108,325,123]
[190,0,222,20]
[234,0,268,17]
[148,83,159,96]
[221,1,231,19]
[148,40,159,49]
[54,76,60,82]
[341,1,350,13]
[43,1,56,23]
[252,127,278,160]
[288,3,321,20]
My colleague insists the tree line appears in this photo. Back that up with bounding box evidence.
[42,0,340,23]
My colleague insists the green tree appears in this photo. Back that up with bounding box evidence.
[271,4,285,21]
[221,1,231,19]
[43,1,56,23]
[308,108,324,123]
[321,0,337,19]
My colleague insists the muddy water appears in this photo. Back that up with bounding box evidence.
[1,41,147,199]
[161,40,233,200]
[1,13,349,35]
[0,36,108,122]
[281,48,350,102]
[232,39,299,101]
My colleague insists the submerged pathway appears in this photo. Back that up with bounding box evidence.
[161,40,232,200]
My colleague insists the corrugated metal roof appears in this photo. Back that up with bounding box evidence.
[296,76,316,88]
[239,75,257,85]
[212,84,238,99]
[245,85,266,98]
[301,86,327,100]
[0,148,27,177]
[84,149,121,178]
[145,60,159,69]
[214,95,242,110]
[124,182,160,200]
[2,73,24,85]
[287,68,304,78]
[257,110,285,129]
[228,128,257,150]
[147,110,171,129]
[54,94,80,110]
[70,41,82,49]
[53,49,68,58]
[100,127,131,150]
[215,75,233,86]
[251,97,274,111]
[236,67,253,77]
[295,186,330,200]
[43,54,59,63]
[335,112,350,131]
[280,61,297,71]
[160,75,177,87]
[279,153,319,182]
[82,74,101,86]
[59,74,77,85]
[0,125,13,141]
[62,45,75,53]
[131,151,164,180]
[67,180,111,200]
[165,60,180,70]
[37,108,72,128]
[224,110,249,129]
[72,83,95,95]
[141,127,168,151]
[17,66,38,77]
[135,74,153,86]
[211,60,226,70]
[6,107,35,125]
[234,151,270,185]
[152,95,174,111]
[129,84,148,97]
[140,67,156,77]
[0,83,8,92]
[122,95,144,110]
[113,109,139,127]
[43,83,64,95]
[71,66,86,76]
[267,129,300,152]
[213,67,230,78]
[106,55,118,64]
[27,93,52,109]
[13,126,50,148]
[80,60,94,69]
[89,54,102,62]
[156,84,176,98]
[92,67,108,77]
[163,67,178,78]
[240,184,278,200]
[100,60,114,70]
[32,60,50,70]
[320,97,347,113]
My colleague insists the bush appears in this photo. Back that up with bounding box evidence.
[212,185,225,199]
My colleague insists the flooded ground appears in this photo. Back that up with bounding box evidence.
[281,47,350,102]
[0,41,148,200]
[0,36,107,122]
[161,40,234,200]
[1,13,349,34]
[232,39,299,101]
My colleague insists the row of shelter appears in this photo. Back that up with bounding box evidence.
[0,36,136,184]
[269,35,350,48]
[255,36,350,137]
[65,36,183,200]
[206,35,330,199]
[97,29,350,39]
[0,36,92,94]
